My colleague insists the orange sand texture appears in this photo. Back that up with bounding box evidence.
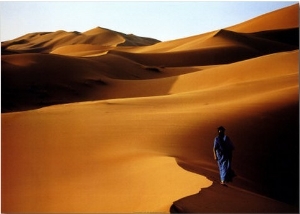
[1,4,299,213]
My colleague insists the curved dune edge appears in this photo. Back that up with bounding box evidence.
[171,182,298,213]
[50,44,114,57]
[1,108,212,212]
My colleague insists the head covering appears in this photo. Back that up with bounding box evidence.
[218,126,226,131]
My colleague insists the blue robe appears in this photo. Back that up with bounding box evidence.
[213,135,234,182]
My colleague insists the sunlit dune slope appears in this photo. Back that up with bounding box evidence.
[109,28,297,67]
[2,49,298,212]
[228,3,299,32]
[50,44,113,57]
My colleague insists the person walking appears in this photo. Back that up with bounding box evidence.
[213,126,235,185]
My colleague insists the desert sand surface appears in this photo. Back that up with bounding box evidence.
[1,3,299,213]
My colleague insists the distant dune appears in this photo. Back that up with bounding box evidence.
[1,3,299,213]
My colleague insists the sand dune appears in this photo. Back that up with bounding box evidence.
[228,3,299,32]
[1,3,299,213]
[1,26,160,54]
[50,44,114,56]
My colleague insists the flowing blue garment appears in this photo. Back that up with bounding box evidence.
[213,135,234,182]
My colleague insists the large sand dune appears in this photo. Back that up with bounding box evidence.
[1,3,299,213]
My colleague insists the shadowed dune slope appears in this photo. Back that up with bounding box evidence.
[1,3,299,213]
[1,53,178,112]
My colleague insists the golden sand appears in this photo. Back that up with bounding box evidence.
[1,4,299,213]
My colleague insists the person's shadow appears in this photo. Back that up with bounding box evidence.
[226,169,236,182]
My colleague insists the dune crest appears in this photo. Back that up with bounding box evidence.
[228,3,299,32]
[1,3,299,213]
[1,26,160,55]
